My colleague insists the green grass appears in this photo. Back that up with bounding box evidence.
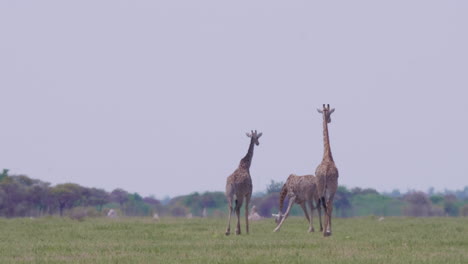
[0,216,467,263]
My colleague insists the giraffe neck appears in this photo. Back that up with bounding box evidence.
[322,117,334,162]
[240,138,255,170]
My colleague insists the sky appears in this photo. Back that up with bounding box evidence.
[1,1,467,198]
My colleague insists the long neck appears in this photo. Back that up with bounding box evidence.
[322,117,334,162]
[240,138,255,169]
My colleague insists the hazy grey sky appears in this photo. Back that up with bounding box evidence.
[1,1,467,198]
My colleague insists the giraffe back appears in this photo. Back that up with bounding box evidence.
[315,160,339,199]
[226,167,253,199]
[279,174,318,213]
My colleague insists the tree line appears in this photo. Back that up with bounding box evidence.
[1,169,467,219]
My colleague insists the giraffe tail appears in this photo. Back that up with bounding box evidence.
[320,176,328,212]
[320,196,327,212]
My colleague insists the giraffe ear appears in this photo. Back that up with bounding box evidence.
[317,108,323,114]
[329,108,335,114]
[257,132,263,138]
[246,132,252,138]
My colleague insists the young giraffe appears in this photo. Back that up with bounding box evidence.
[225,130,262,235]
[273,174,323,233]
[315,104,339,237]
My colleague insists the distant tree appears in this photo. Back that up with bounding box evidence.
[430,195,444,205]
[454,186,468,200]
[183,192,200,207]
[87,188,110,212]
[182,192,202,215]
[170,206,188,217]
[253,192,280,217]
[0,188,4,211]
[1,175,53,217]
[161,196,171,206]
[80,187,92,207]
[404,191,432,217]
[460,204,468,217]
[427,187,435,196]
[143,196,161,207]
[143,196,163,214]
[0,176,25,217]
[351,187,363,195]
[0,169,9,181]
[50,183,84,216]
[352,187,379,196]
[390,189,402,197]
[266,180,284,194]
[351,191,399,217]
[111,188,129,209]
[201,192,226,208]
[200,193,216,208]
[124,193,150,216]
[27,180,51,216]
[334,186,352,217]
[0,175,50,217]
[443,194,458,216]
[383,189,402,198]
[163,192,227,217]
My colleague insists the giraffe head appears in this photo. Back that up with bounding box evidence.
[246,130,263,146]
[317,104,335,123]
[272,213,283,224]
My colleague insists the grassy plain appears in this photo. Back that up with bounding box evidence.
[0,216,467,263]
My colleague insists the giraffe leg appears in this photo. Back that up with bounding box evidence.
[300,202,311,223]
[245,195,251,234]
[225,197,233,236]
[301,202,315,232]
[316,198,323,232]
[324,201,333,237]
[321,197,329,237]
[273,196,295,232]
[235,198,243,235]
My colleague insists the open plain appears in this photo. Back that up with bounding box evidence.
[0,217,466,264]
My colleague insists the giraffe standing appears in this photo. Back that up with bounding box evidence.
[273,174,323,233]
[225,130,262,235]
[315,104,339,237]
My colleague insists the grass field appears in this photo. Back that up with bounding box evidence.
[0,216,467,263]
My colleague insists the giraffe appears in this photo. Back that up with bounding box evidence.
[273,174,323,233]
[225,130,262,235]
[315,104,339,237]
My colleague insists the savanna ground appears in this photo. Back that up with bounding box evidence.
[0,216,467,263]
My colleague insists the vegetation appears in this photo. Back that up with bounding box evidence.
[0,217,466,263]
[1,169,467,263]
[1,170,468,219]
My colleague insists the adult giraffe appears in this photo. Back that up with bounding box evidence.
[225,130,262,235]
[315,104,339,237]
[273,174,323,233]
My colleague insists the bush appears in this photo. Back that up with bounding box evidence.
[67,207,88,221]
[67,206,101,221]
[170,206,188,217]
[460,204,468,217]
[403,191,432,217]
[430,206,445,216]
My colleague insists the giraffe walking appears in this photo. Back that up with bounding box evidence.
[225,130,262,235]
[273,174,323,233]
[315,104,339,237]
